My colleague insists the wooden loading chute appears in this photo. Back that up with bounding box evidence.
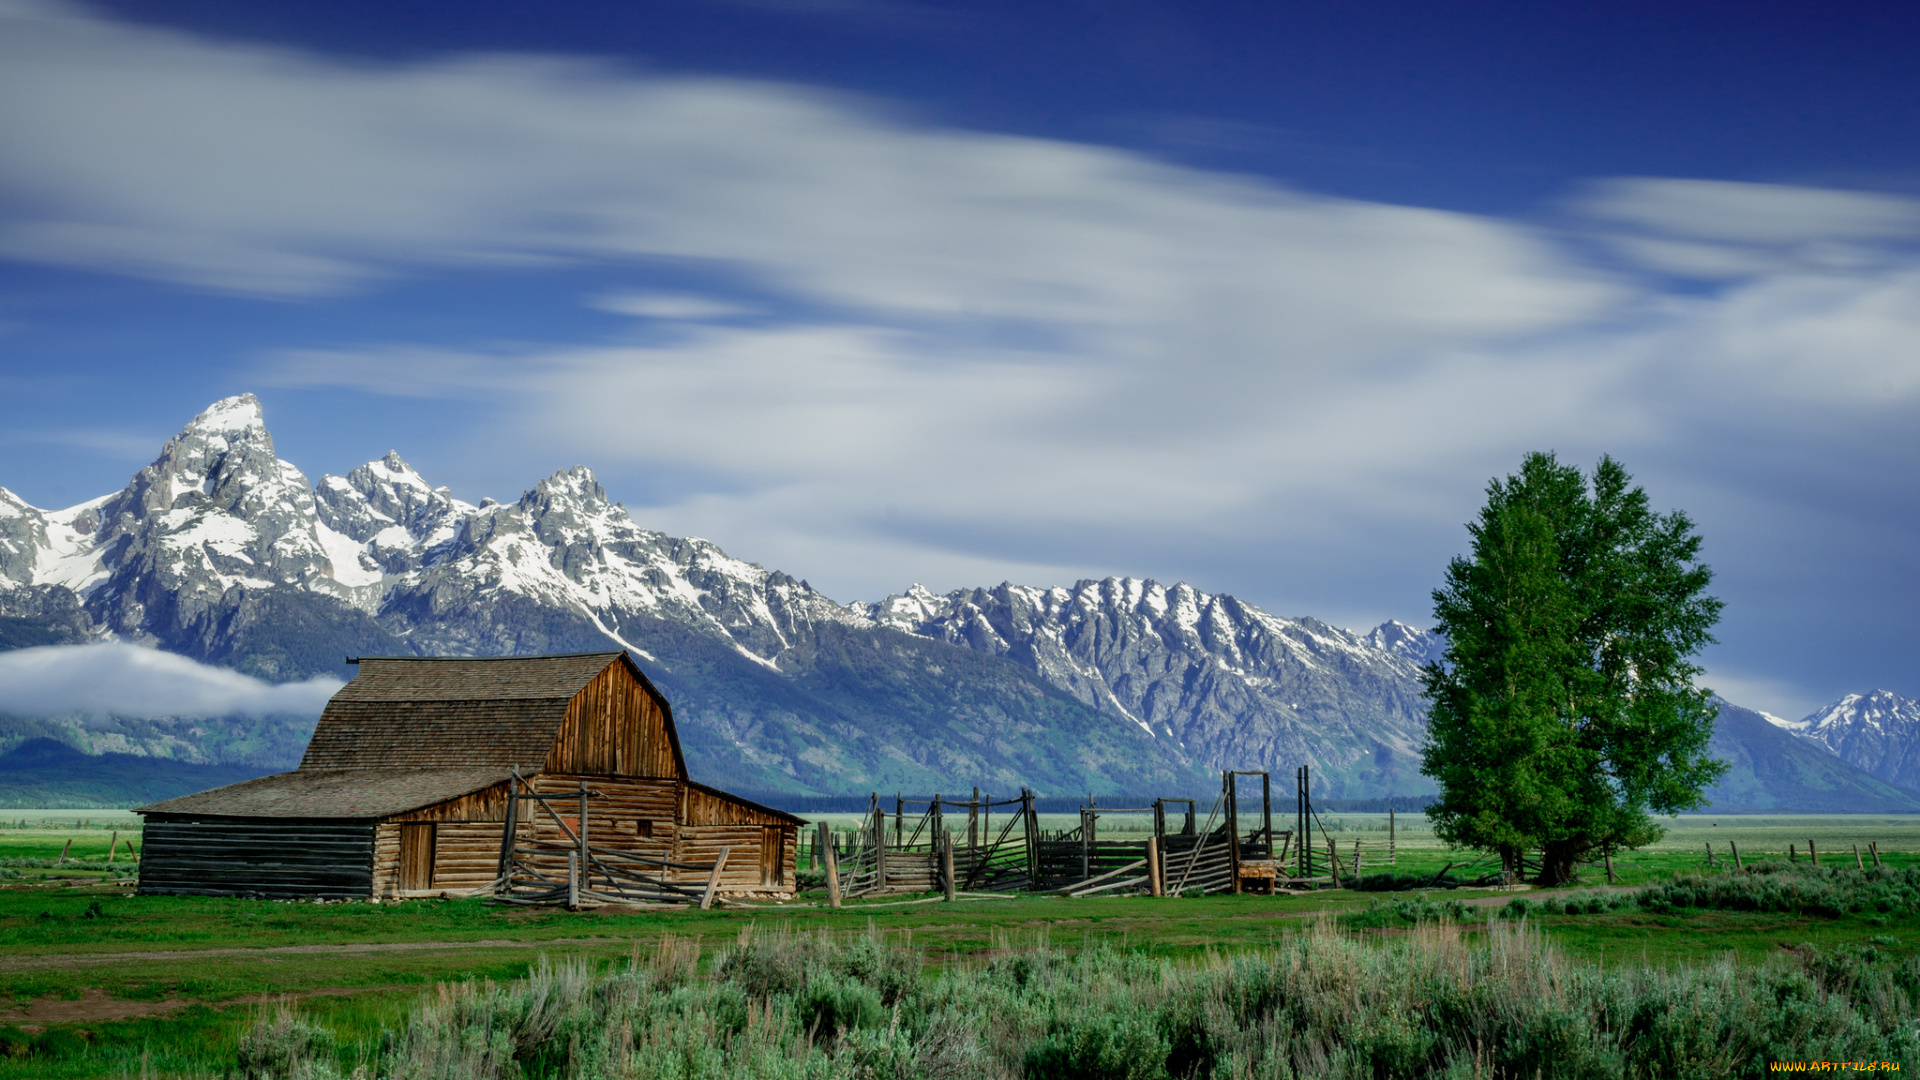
[829,788,1042,897]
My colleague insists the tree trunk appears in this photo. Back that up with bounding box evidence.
[1537,841,1580,886]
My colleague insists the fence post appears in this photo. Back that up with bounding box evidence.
[874,807,888,891]
[895,794,903,847]
[943,832,957,902]
[1809,840,1819,867]
[1871,842,1881,867]
[1080,807,1091,881]
[1261,772,1272,854]
[1604,847,1615,883]
[1300,765,1312,880]
[578,782,590,894]
[1389,808,1396,867]
[824,828,842,909]
[1226,771,1241,895]
[1326,836,1340,888]
[497,775,520,886]
[700,847,730,910]
[1854,844,1864,870]
[1148,835,1163,897]
[1730,840,1742,871]
[1024,789,1039,887]
[1789,844,1796,864]
[568,851,580,909]
[970,787,980,865]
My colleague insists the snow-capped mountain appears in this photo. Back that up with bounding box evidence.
[0,396,856,679]
[1786,691,1920,793]
[4,394,1915,809]
[851,580,1434,795]
[0,394,1438,797]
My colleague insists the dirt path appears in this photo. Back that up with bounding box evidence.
[0,935,634,971]
[8,984,406,1027]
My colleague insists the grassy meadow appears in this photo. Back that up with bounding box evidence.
[1,813,1917,1077]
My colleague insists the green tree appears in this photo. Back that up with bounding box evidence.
[1421,452,1727,885]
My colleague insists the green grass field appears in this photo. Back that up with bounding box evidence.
[3,814,1917,1077]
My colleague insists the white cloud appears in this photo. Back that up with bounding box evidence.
[1579,178,1920,246]
[0,0,1612,347]
[588,292,754,320]
[0,643,341,718]
[1653,266,1920,405]
[7,1,1920,706]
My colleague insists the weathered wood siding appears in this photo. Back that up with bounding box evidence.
[503,774,681,889]
[138,818,374,899]
[389,781,510,823]
[673,824,795,891]
[544,664,681,778]
[374,820,513,897]
[681,784,791,827]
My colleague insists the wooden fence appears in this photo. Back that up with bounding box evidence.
[804,771,1346,899]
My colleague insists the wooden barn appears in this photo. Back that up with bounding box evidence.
[135,652,803,902]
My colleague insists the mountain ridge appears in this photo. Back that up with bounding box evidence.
[0,394,1913,809]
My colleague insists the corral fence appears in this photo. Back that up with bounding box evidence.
[803,767,1406,900]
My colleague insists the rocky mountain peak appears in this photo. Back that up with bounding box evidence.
[1361,619,1444,663]
[315,451,474,573]
[525,466,611,512]
[1783,688,1920,793]
[184,393,267,436]
[97,392,291,536]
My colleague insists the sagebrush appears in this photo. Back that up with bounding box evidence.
[236,913,1917,1080]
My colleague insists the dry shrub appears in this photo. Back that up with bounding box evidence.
[234,918,1919,1080]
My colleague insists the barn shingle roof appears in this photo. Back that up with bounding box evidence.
[299,652,630,770]
[136,768,507,819]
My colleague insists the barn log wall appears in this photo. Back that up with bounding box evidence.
[432,823,510,891]
[503,773,681,888]
[138,818,374,899]
[545,664,680,778]
[502,774,795,895]
[676,783,796,891]
[676,825,782,891]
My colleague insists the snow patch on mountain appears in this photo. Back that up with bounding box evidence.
[1775,689,1920,793]
[2,393,1450,796]
[847,577,1435,792]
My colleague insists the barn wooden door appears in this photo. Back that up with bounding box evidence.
[760,826,783,887]
[399,823,436,892]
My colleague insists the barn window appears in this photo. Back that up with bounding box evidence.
[635,820,653,838]
[399,823,436,892]
[761,826,783,886]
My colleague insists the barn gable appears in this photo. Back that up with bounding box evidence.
[300,651,684,777]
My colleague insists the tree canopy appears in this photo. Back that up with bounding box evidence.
[1420,452,1726,885]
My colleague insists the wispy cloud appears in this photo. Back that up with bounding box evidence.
[6,1,1920,702]
[1580,178,1920,245]
[587,292,755,321]
[0,643,341,718]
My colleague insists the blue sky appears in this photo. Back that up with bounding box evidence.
[3,0,1920,718]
